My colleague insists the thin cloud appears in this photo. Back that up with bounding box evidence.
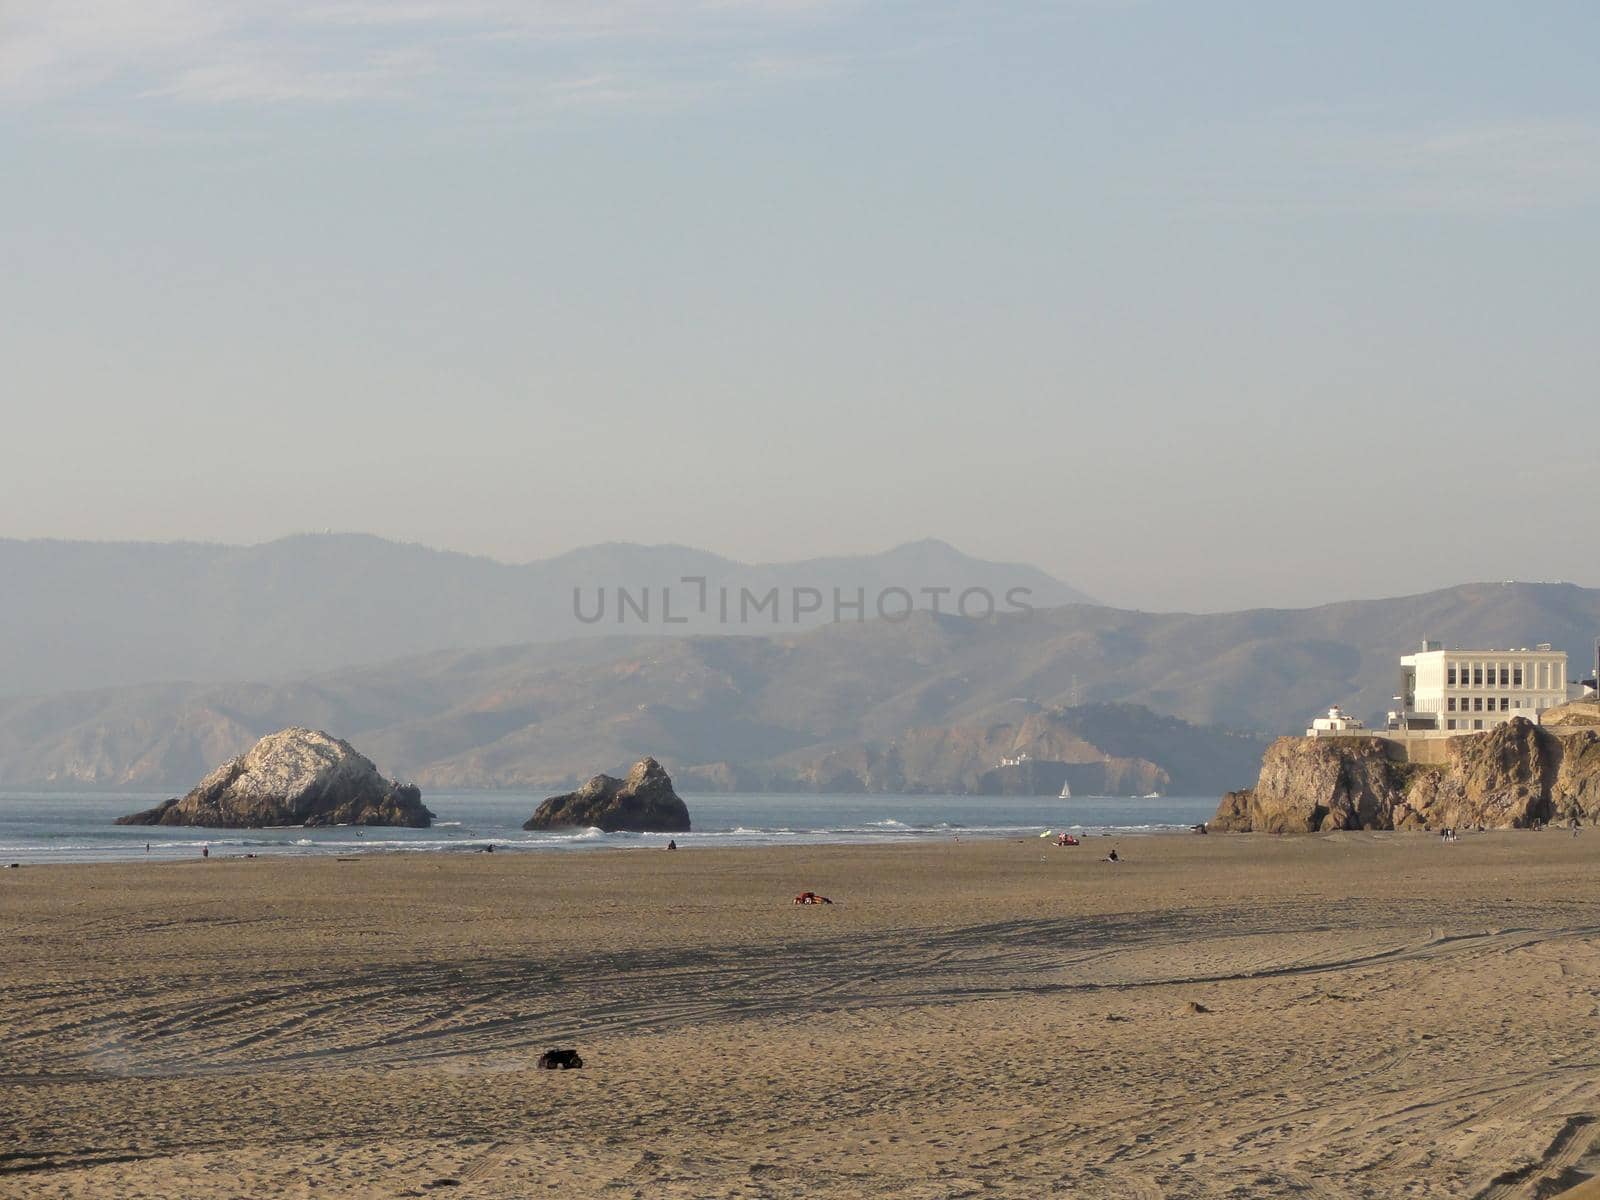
[147,46,439,105]
[0,0,859,110]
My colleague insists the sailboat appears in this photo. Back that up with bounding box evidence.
[1058,779,1072,799]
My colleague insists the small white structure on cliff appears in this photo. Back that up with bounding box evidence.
[1397,640,1568,733]
[1307,705,1365,737]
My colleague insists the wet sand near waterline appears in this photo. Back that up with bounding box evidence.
[6,833,1600,1198]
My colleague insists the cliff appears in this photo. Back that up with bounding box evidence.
[1210,735,1409,833]
[116,728,431,828]
[524,757,691,833]
[1542,700,1600,728]
[1214,719,1600,832]
[746,704,1261,796]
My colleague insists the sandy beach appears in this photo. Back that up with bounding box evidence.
[6,833,1600,1198]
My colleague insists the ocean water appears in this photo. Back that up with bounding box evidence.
[0,792,1218,865]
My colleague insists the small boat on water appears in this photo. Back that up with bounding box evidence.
[1058,780,1072,799]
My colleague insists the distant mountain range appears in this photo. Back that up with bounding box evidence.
[0,534,1093,698]
[2,578,1596,795]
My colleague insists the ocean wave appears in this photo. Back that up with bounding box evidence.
[0,792,1219,863]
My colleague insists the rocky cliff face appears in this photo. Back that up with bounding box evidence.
[116,728,431,828]
[1214,719,1600,832]
[524,757,691,833]
[1542,701,1600,728]
[1209,736,1409,833]
[1395,718,1556,831]
[744,704,1260,797]
[1554,732,1600,821]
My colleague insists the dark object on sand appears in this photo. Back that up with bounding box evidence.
[537,1048,583,1069]
[116,727,431,829]
[1191,822,1208,834]
[794,891,833,905]
[667,839,677,850]
[524,757,690,833]
[7,863,17,869]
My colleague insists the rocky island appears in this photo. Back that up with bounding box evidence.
[116,728,432,828]
[524,757,691,833]
[1213,716,1600,832]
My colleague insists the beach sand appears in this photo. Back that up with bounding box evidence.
[6,833,1600,1198]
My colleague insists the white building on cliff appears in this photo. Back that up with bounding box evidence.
[1397,640,1568,733]
[1307,705,1365,736]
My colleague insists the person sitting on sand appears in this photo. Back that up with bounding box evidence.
[1104,848,1120,864]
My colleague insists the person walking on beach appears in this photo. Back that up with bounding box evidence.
[202,844,208,859]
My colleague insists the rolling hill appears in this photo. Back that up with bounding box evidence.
[2,580,1595,794]
[0,534,1092,698]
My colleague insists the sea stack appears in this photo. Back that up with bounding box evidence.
[524,757,691,833]
[115,728,432,828]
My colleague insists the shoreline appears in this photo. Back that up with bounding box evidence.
[0,791,1220,865]
[5,825,1577,875]
[0,826,1183,872]
[4,820,1570,871]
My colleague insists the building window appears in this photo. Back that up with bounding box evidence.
[1474,720,1484,730]
[1514,666,1523,686]
[1499,668,1509,686]
[1447,719,1456,730]
[1448,666,1457,686]
[1500,698,1509,711]
[1474,698,1484,711]
[1447,698,1456,711]
[1474,667,1484,686]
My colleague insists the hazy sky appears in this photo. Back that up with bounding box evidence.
[3,1,1598,612]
